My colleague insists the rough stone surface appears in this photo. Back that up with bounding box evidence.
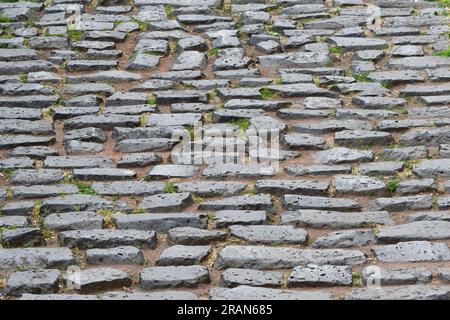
[0,0,448,299]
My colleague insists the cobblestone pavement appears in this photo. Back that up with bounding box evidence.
[0,0,449,300]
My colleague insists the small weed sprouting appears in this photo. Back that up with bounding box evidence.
[329,45,344,55]
[259,87,278,100]
[164,181,178,193]
[74,181,96,195]
[386,179,399,193]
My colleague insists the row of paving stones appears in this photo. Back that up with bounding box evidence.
[0,0,449,300]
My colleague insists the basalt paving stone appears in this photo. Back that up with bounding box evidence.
[229,225,308,245]
[0,201,35,216]
[167,227,227,245]
[287,264,353,287]
[372,241,450,263]
[9,169,64,185]
[212,210,267,228]
[312,229,375,249]
[44,211,103,231]
[58,229,157,249]
[1,227,44,247]
[346,285,450,300]
[1,0,449,300]
[86,246,144,265]
[210,285,333,300]
[113,213,208,232]
[156,245,212,266]
[64,268,132,294]
[0,248,75,271]
[281,210,393,229]
[215,245,366,269]
[361,266,432,286]
[4,269,61,297]
[140,265,210,290]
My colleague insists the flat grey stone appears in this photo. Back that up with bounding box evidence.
[437,269,450,283]
[11,184,78,200]
[397,179,437,195]
[255,179,329,196]
[285,164,352,176]
[140,192,192,212]
[0,157,34,169]
[407,211,450,222]
[86,246,144,265]
[379,146,427,161]
[212,210,266,228]
[333,175,385,196]
[288,264,352,287]
[174,181,247,197]
[58,229,156,249]
[215,245,366,269]
[413,159,450,178]
[203,164,276,178]
[1,228,44,247]
[113,213,207,232]
[65,268,131,293]
[199,194,273,213]
[312,229,375,248]
[229,225,307,245]
[372,241,450,263]
[328,37,387,51]
[4,269,61,296]
[156,245,212,266]
[99,291,198,300]
[9,169,64,185]
[41,194,129,214]
[281,210,393,229]
[361,266,432,286]
[0,247,74,271]
[0,216,28,228]
[44,212,103,232]
[168,227,227,245]
[0,201,34,216]
[44,156,113,169]
[314,147,373,164]
[220,268,283,288]
[282,133,327,150]
[376,221,450,243]
[352,96,407,109]
[117,153,161,168]
[92,181,165,196]
[358,161,404,176]
[148,164,198,179]
[258,52,330,68]
[368,194,433,211]
[72,168,136,181]
[210,285,332,300]
[346,285,450,300]
[335,130,394,147]
[283,195,360,211]
[140,265,210,290]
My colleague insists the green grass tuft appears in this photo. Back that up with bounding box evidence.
[207,48,219,57]
[259,87,278,100]
[164,4,173,17]
[435,46,450,57]
[164,181,178,193]
[227,118,250,131]
[74,181,96,195]
[353,71,372,83]
[386,179,399,192]
[1,168,13,178]
[67,29,83,41]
